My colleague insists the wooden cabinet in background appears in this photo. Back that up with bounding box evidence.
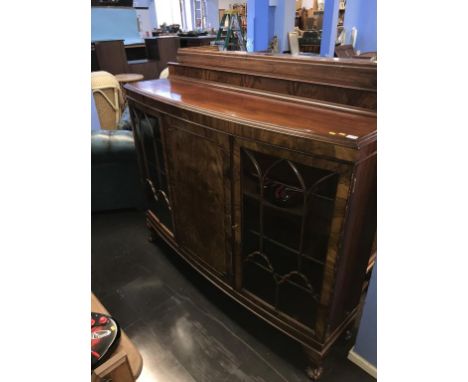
[92,36,180,79]
[126,49,376,380]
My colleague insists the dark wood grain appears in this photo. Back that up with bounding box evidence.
[125,78,376,148]
[327,153,377,334]
[127,90,370,164]
[169,64,377,110]
[335,44,356,58]
[176,49,377,91]
[179,36,216,48]
[164,116,231,278]
[92,38,179,80]
[169,49,377,110]
[127,49,377,380]
[145,36,180,74]
[94,40,129,74]
[128,60,159,80]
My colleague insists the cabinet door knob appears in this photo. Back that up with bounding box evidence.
[232,224,239,230]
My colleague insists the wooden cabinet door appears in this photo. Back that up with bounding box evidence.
[131,106,174,236]
[163,115,232,279]
[233,138,353,338]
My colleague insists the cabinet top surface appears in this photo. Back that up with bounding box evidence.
[126,78,376,147]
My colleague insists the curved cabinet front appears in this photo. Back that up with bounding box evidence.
[127,85,376,377]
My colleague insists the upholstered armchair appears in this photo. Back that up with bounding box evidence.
[91,129,144,212]
[91,91,144,212]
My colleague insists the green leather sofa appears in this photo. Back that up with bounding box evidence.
[91,130,144,212]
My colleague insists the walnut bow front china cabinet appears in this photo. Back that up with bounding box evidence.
[126,48,377,380]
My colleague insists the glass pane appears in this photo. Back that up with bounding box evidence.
[243,256,276,307]
[263,206,302,250]
[240,147,339,329]
[134,109,173,232]
[277,276,318,328]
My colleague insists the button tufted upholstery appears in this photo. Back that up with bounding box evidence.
[91,130,144,212]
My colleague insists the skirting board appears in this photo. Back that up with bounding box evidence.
[347,347,377,379]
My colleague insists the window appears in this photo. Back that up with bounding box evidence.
[155,0,182,27]
[156,0,207,32]
[193,0,207,30]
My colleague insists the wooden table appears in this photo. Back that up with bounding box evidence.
[179,35,216,48]
[115,73,145,84]
[115,73,144,106]
[92,294,143,381]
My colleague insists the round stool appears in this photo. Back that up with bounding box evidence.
[115,73,144,100]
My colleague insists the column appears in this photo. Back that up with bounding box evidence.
[247,0,269,52]
[148,0,157,29]
[206,0,219,30]
[320,0,340,57]
[273,0,296,53]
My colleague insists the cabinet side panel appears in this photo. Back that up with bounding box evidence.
[327,153,377,334]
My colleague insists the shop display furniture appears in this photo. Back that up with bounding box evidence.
[125,49,377,380]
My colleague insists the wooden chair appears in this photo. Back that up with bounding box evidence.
[335,44,356,58]
[335,44,377,60]
[94,40,129,75]
[145,36,180,77]
[93,41,145,102]
[91,71,124,130]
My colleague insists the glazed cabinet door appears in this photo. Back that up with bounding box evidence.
[233,139,353,338]
[130,106,174,235]
[163,115,232,280]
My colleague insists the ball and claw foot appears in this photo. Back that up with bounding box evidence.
[306,366,323,381]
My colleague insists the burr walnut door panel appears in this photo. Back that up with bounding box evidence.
[163,116,232,279]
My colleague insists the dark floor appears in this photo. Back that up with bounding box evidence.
[92,209,375,382]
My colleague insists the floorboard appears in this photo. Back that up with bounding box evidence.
[92,209,375,382]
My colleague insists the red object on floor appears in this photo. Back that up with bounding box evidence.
[91,350,101,359]
[91,312,121,370]
[99,316,108,324]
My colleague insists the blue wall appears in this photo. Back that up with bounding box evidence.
[247,0,295,53]
[91,92,101,132]
[148,0,158,30]
[247,0,269,51]
[91,7,143,45]
[206,0,219,30]
[272,0,296,53]
[320,0,340,57]
[268,6,275,44]
[354,261,377,367]
[343,0,377,52]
